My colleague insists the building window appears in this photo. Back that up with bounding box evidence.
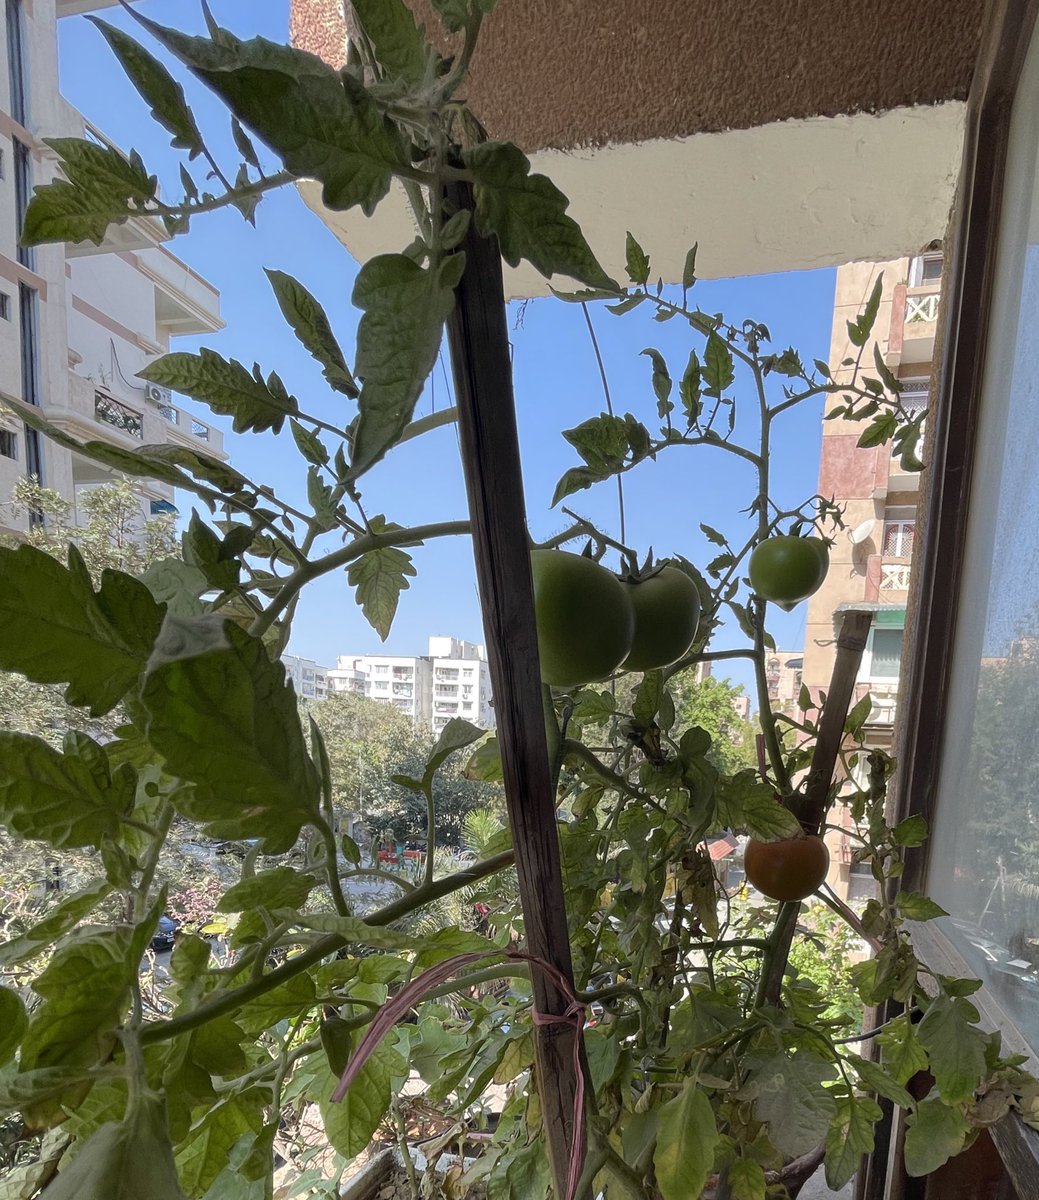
[868,628,903,680]
[18,283,42,501]
[13,139,33,271]
[6,0,28,127]
[0,429,15,460]
[882,520,915,558]
[0,292,9,321]
[909,252,943,287]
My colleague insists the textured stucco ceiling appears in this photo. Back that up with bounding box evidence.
[290,0,984,151]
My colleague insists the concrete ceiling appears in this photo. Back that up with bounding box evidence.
[289,0,984,291]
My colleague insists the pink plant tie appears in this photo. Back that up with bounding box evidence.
[332,950,588,1200]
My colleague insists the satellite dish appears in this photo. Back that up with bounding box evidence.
[848,519,876,545]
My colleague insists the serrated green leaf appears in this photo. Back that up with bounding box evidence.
[217,867,317,913]
[235,973,318,1038]
[0,732,134,849]
[88,19,203,157]
[903,1096,971,1177]
[682,244,698,293]
[892,814,928,847]
[551,466,608,507]
[346,521,418,641]
[44,1094,186,1200]
[317,1042,397,1159]
[464,141,616,289]
[0,879,113,967]
[849,1056,915,1109]
[641,348,673,416]
[140,348,298,435]
[680,349,702,423]
[175,1094,263,1196]
[896,892,948,921]
[0,1065,94,1120]
[0,988,26,1067]
[351,0,430,83]
[845,692,873,737]
[133,20,407,215]
[916,993,987,1103]
[563,413,629,472]
[703,333,735,396]
[847,275,884,348]
[857,413,899,448]
[423,718,485,784]
[825,1094,881,1189]
[184,511,240,592]
[22,138,157,247]
[715,773,801,840]
[625,231,650,285]
[700,523,728,547]
[350,253,459,476]
[464,736,503,783]
[142,618,320,853]
[745,1051,836,1157]
[265,269,358,398]
[633,670,663,725]
[573,688,615,725]
[653,1081,718,1200]
[0,543,163,715]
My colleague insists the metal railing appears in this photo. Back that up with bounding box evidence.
[94,392,143,439]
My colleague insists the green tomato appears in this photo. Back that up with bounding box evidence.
[531,549,634,688]
[622,564,701,671]
[748,536,829,605]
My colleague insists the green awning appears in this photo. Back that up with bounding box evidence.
[835,602,906,628]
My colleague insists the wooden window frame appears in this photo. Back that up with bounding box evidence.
[871,0,1039,1196]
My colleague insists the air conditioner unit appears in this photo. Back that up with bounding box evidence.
[145,382,172,406]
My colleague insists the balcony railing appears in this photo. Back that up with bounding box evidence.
[94,392,143,439]
[867,683,899,726]
[905,290,940,325]
[879,559,911,592]
[156,399,212,444]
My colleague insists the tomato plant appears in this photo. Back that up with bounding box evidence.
[749,534,829,605]
[621,563,701,671]
[744,834,830,902]
[531,549,634,687]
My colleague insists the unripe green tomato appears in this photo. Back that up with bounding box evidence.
[748,536,829,605]
[622,565,701,671]
[744,835,830,902]
[530,549,635,688]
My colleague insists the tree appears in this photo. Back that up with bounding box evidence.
[669,671,757,774]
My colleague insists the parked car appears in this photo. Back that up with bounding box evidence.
[150,915,178,953]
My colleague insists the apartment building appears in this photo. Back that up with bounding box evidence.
[803,251,938,896]
[328,636,495,733]
[0,0,224,536]
[765,650,804,714]
[281,655,332,701]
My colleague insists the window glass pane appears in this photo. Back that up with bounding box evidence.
[930,25,1039,1050]
[870,629,903,678]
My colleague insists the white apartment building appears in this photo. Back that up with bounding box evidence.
[0,0,224,536]
[281,655,332,701]
[328,637,495,732]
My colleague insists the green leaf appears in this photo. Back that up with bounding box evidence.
[0,543,163,715]
[88,19,204,157]
[916,993,987,1103]
[857,412,899,448]
[903,1096,971,1177]
[423,719,485,785]
[22,138,157,247]
[641,348,673,416]
[625,231,650,285]
[653,1081,719,1200]
[845,693,873,737]
[849,1055,914,1109]
[744,1051,837,1157]
[682,244,698,293]
[351,0,430,83]
[633,670,664,726]
[896,892,948,922]
[0,879,113,967]
[680,349,702,422]
[700,523,728,547]
[892,814,928,847]
[573,689,615,725]
[350,253,460,476]
[134,20,408,215]
[317,1041,397,1158]
[235,973,317,1037]
[217,867,317,913]
[563,413,630,472]
[465,736,503,782]
[703,333,735,396]
[175,1094,262,1196]
[0,1065,94,1120]
[872,343,902,395]
[265,269,358,398]
[879,1015,929,1084]
[825,1094,881,1190]
[346,518,419,640]
[726,1158,765,1200]
[715,772,800,840]
[464,141,616,289]
[42,1094,186,1200]
[550,465,607,506]
[140,348,298,435]
[0,988,26,1067]
[184,512,239,593]
[847,275,884,348]
[142,619,320,853]
[0,732,134,849]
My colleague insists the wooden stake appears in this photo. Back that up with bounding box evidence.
[442,182,583,1198]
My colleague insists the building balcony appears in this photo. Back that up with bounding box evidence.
[889,283,940,365]
[879,557,911,594]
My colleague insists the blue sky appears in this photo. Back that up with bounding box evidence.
[57,2,837,696]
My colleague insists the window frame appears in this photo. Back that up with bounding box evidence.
[872,0,1039,1195]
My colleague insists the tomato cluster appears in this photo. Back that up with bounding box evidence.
[530,551,701,687]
